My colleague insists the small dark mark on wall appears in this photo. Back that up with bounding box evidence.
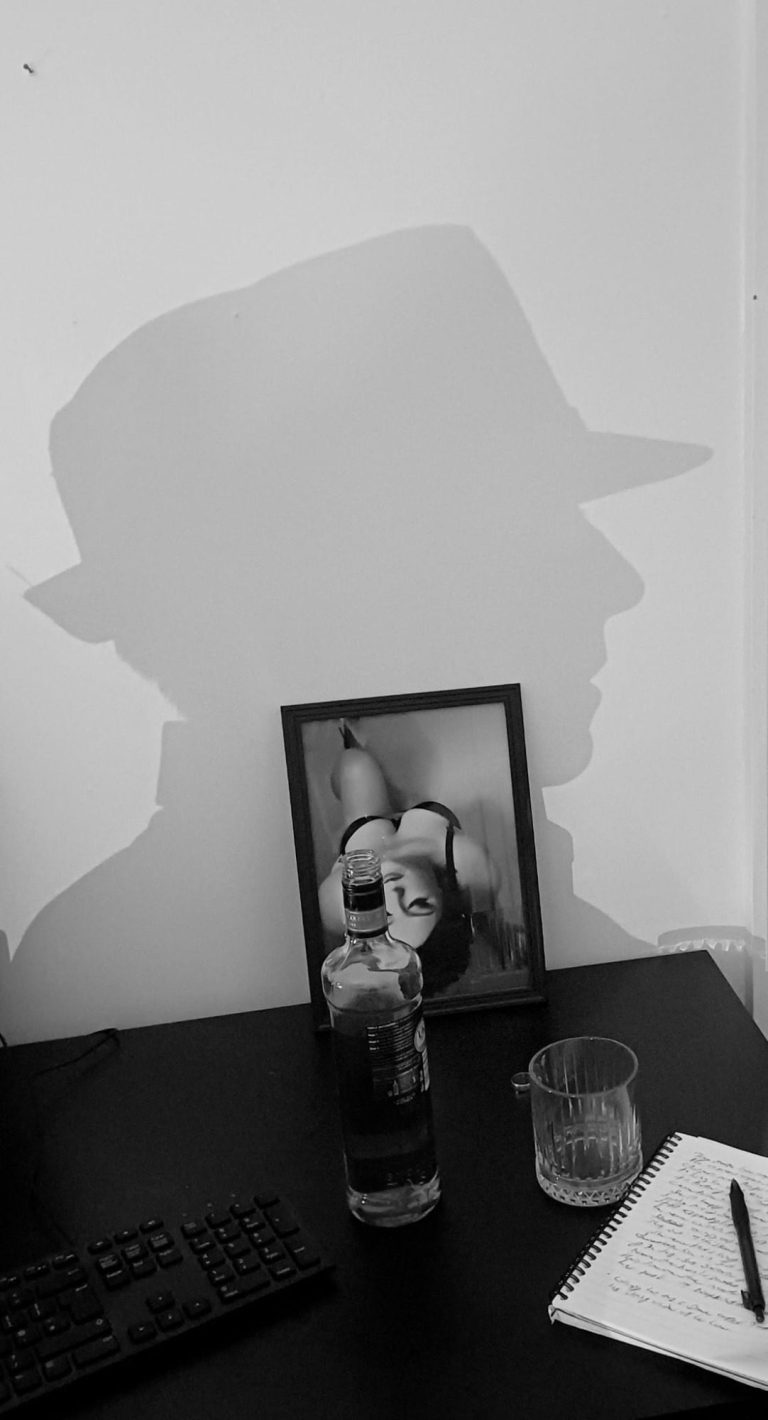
[23,63,36,74]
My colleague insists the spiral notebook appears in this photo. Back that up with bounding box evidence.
[549,1132,768,1391]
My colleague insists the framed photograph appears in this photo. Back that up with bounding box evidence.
[281,685,546,1028]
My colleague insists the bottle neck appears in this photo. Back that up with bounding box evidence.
[342,877,389,940]
[341,847,392,939]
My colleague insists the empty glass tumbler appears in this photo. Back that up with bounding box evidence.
[528,1036,642,1206]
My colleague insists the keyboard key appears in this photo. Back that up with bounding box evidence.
[254,1190,279,1208]
[287,1235,321,1270]
[242,1215,268,1233]
[148,1232,175,1253]
[264,1207,300,1237]
[183,1298,212,1321]
[12,1367,42,1396]
[42,1316,71,1337]
[122,1243,147,1264]
[181,1220,206,1239]
[259,1245,285,1266]
[36,1331,77,1363]
[139,1219,164,1233]
[205,1210,231,1229]
[87,1239,113,1256]
[104,1269,131,1289]
[208,1266,234,1287]
[157,1250,182,1269]
[42,1355,72,1382]
[96,1255,122,1276]
[131,1258,157,1279]
[270,1262,297,1282]
[12,1326,41,1349]
[233,1254,262,1276]
[224,1238,251,1259]
[156,1308,184,1333]
[114,1229,138,1244]
[230,1201,257,1219]
[189,1236,214,1255]
[6,1351,34,1375]
[199,1249,225,1270]
[146,1291,175,1314]
[213,1222,240,1243]
[73,1334,120,1368]
[128,1323,157,1345]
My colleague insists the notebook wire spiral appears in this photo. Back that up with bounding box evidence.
[549,1132,684,1302]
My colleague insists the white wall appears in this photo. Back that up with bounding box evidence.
[0,0,756,1042]
[748,0,768,1028]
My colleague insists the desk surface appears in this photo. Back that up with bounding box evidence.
[2,951,768,1419]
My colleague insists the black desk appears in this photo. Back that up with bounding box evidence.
[3,951,768,1418]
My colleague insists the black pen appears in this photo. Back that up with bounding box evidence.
[730,1178,765,1322]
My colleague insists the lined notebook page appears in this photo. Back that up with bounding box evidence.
[549,1133,768,1390]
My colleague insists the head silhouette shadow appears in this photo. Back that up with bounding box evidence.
[6,224,710,1041]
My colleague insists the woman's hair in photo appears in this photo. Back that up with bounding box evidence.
[417,862,473,995]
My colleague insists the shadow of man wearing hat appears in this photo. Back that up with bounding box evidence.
[2,225,710,1041]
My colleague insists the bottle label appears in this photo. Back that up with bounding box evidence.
[332,1003,437,1193]
[365,1009,429,1105]
[343,906,388,937]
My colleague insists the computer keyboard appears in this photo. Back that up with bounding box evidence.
[0,1184,333,1410]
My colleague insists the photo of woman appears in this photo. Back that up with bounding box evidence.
[283,688,544,1019]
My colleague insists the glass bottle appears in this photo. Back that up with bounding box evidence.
[321,847,441,1226]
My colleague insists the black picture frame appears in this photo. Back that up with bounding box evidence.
[281,685,546,1028]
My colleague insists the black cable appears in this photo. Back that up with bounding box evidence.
[32,1026,120,1079]
[18,1028,122,1249]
